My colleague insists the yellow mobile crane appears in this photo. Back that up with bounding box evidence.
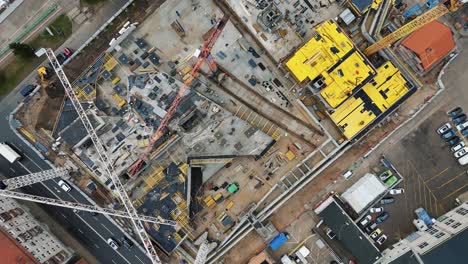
[364,0,464,56]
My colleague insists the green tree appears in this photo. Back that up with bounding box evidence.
[9,42,35,59]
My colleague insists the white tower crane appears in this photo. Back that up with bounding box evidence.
[194,232,217,264]
[0,168,67,190]
[0,167,177,226]
[45,48,162,264]
[0,189,175,225]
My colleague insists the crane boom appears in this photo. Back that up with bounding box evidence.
[0,189,176,225]
[0,168,67,190]
[45,49,163,264]
[364,4,448,56]
[129,14,230,176]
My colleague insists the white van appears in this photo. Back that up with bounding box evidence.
[458,155,468,165]
[342,170,353,180]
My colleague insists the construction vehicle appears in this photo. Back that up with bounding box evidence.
[37,66,52,84]
[128,14,230,176]
[364,0,465,55]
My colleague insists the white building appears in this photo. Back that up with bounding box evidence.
[0,197,72,263]
[377,201,468,264]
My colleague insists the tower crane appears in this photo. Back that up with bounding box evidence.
[128,14,230,176]
[0,168,67,190]
[45,49,163,264]
[0,189,175,225]
[364,0,464,56]
[0,168,177,225]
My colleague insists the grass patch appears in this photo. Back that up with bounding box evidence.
[29,14,72,49]
[0,14,72,96]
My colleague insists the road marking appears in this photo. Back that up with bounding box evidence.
[9,168,15,173]
[436,171,465,189]
[112,260,117,264]
[425,167,449,183]
[94,243,100,248]
[441,183,467,201]
[60,213,67,219]
[78,229,83,234]
[101,223,114,235]
[76,215,130,264]
[135,255,145,264]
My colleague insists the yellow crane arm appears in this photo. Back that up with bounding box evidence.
[364,4,449,56]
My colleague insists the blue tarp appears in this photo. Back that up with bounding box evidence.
[269,233,288,251]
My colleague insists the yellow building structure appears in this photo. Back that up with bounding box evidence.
[286,20,377,108]
[329,61,412,139]
[286,20,415,140]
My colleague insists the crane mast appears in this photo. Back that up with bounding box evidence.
[0,189,176,225]
[0,168,67,190]
[129,14,230,176]
[45,49,163,263]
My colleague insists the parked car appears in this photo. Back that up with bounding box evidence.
[379,170,393,181]
[447,136,461,146]
[389,188,405,195]
[454,147,468,158]
[57,180,71,192]
[63,47,74,57]
[451,142,465,152]
[370,207,384,213]
[380,197,395,205]
[461,128,468,137]
[107,238,119,250]
[376,212,390,223]
[456,121,468,131]
[436,122,452,135]
[448,107,463,118]
[370,229,382,240]
[364,222,378,234]
[452,114,467,125]
[20,84,35,97]
[442,129,456,139]
[360,215,372,227]
[376,234,387,245]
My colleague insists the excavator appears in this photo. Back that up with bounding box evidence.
[37,66,52,84]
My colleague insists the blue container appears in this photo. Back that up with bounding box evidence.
[269,233,288,251]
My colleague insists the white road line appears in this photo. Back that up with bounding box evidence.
[135,255,145,264]
[101,223,114,235]
[77,215,131,264]
[9,168,15,173]
[78,229,83,234]
[60,213,67,219]
[112,259,118,264]
[94,243,100,248]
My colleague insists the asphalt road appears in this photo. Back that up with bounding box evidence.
[0,138,152,264]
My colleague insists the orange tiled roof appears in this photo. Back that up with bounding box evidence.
[402,20,455,70]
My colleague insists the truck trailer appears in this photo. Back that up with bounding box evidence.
[0,143,21,163]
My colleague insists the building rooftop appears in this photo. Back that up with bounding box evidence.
[402,21,455,70]
[421,228,468,264]
[286,21,358,82]
[389,250,421,264]
[347,0,380,14]
[318,197,381,264]
[286,20,376,108]
[0,227,40,264]
[329,61,414,139]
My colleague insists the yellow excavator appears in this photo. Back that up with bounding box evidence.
[37,66,52,84]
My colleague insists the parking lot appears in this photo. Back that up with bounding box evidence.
[377,109,468,244]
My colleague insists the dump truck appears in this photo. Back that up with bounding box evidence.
[0,142,21,163]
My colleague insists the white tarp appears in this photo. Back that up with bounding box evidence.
[341,173,387,213]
